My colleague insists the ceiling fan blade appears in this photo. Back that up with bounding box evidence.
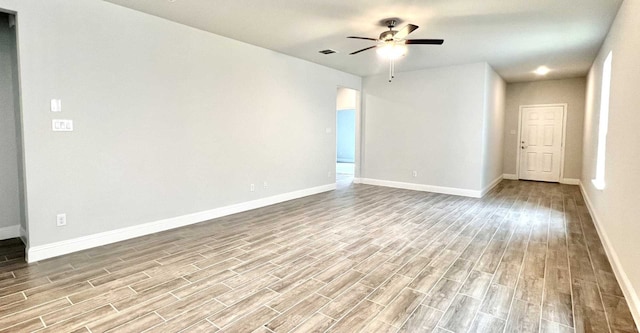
[347,36,379,41]
[349,45,378,55]
[404,39,444,45]
[394,24,419,40]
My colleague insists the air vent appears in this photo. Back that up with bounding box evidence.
[319,49,337,55]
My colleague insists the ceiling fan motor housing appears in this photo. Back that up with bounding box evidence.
[379,30,397,41]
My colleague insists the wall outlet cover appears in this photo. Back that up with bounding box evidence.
[56,213,67,226]
[52,119,73,132]
[50,99,62,112]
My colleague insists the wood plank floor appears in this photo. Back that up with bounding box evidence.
[0,180,637,333]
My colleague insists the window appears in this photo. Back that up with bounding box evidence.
[593,51,612,190]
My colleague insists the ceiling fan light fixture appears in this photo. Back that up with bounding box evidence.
[376,43,407,60]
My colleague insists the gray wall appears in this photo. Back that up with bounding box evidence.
[361,62,489,191]
[0,0,360,247]
[582,0,640,322]
[0,12,23,234]
[481,65,506,189]
[336,109,355,163]
[503,78,586,179]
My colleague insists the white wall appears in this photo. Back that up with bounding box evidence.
[481,64,506,191]
[336,87,356,110]
[503,78,586,180]
[581,0,640,324]
[0,0,360,251]
[361,62,495,195]
[0,12,22,239]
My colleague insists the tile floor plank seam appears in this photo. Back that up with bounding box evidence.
[505,193,548,331]
[562,193,579,333]
[565,195,609,333]
[424,192,520,332]
[455,190,533,332]
[455,191,532,333]
[537,194,556,332]
[572,190,614,333]
[375,195,503,332]
[501,194,543,332]
[0,181,635,333]
[391,185,520,332]
[267,191,498,333]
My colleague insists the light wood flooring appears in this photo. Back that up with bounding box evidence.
[0,180,637,333]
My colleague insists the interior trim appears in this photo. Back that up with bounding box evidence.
[26,183,336,263]
[579,181,640,328]
[359,178,482,198]
[481,175,504,197]
[560,178,580,185]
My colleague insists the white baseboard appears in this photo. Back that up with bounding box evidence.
[352,177,362,184]
[560,178,580,185]
[579,181,640,327]
[0,225,20,240]
[502,174,580,186]
[359,178,482,198]
[481,175,504,197]
[27,184,336,263]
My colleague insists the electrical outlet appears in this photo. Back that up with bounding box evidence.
[263,181,268,189]
[56,213,67,227]
[250,184,255,192]
[412,170,418,177]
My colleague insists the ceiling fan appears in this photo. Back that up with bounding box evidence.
[347,19,444,82]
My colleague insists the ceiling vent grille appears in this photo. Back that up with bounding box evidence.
[318,49,337,55]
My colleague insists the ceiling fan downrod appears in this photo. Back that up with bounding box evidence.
[389,58,395,82]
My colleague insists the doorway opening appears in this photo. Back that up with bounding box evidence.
[0,11,27,250]
[336,87,358,187]
[516,104,567,183]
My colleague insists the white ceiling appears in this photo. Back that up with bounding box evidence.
[103,0,622,82]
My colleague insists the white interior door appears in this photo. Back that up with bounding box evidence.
[519,105,564,182]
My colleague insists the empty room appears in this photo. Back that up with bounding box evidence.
[0,0,638,332]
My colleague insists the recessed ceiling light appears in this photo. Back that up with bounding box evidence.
[534,66,550,75]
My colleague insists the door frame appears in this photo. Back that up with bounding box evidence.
[1,8,29,249]
[515,103,568,182]
[335,86,362,182]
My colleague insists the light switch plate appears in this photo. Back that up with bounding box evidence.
[52,119,73,132]
[50,99,62,112]
[510,130,517,135]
